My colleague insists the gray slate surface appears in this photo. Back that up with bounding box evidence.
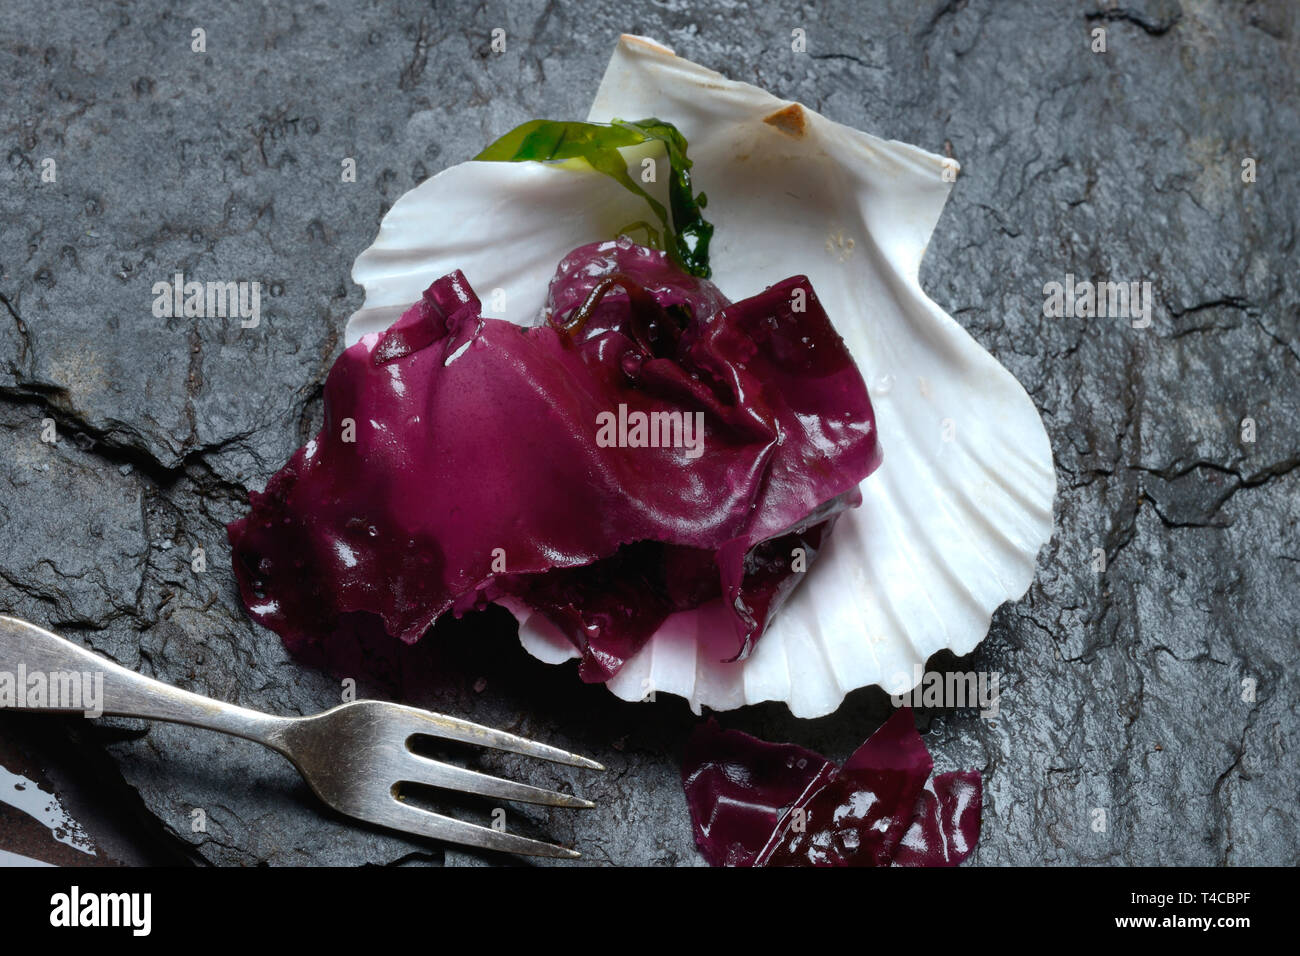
[1,0,1296,866]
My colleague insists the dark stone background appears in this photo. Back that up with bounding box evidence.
[1,0,1296,866]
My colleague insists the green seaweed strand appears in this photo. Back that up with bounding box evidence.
[475,117,714,277]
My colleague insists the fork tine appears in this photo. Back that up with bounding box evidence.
[401,753,596,809]
[378,794,581,859]
[392,704,605,771]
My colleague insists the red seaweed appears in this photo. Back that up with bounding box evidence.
[682,708,982,867]
[228,238,881,681]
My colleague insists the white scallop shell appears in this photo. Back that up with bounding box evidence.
[348,35,1055,718]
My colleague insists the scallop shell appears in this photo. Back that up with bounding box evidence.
[347,35,1056,718]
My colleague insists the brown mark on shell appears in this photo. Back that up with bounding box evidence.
[764,103,807,138]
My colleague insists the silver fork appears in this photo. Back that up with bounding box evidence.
[0,615,601,859]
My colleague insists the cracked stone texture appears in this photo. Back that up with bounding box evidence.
[1,0,1296,866]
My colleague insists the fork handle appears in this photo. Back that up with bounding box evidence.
[0,615,293,749]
